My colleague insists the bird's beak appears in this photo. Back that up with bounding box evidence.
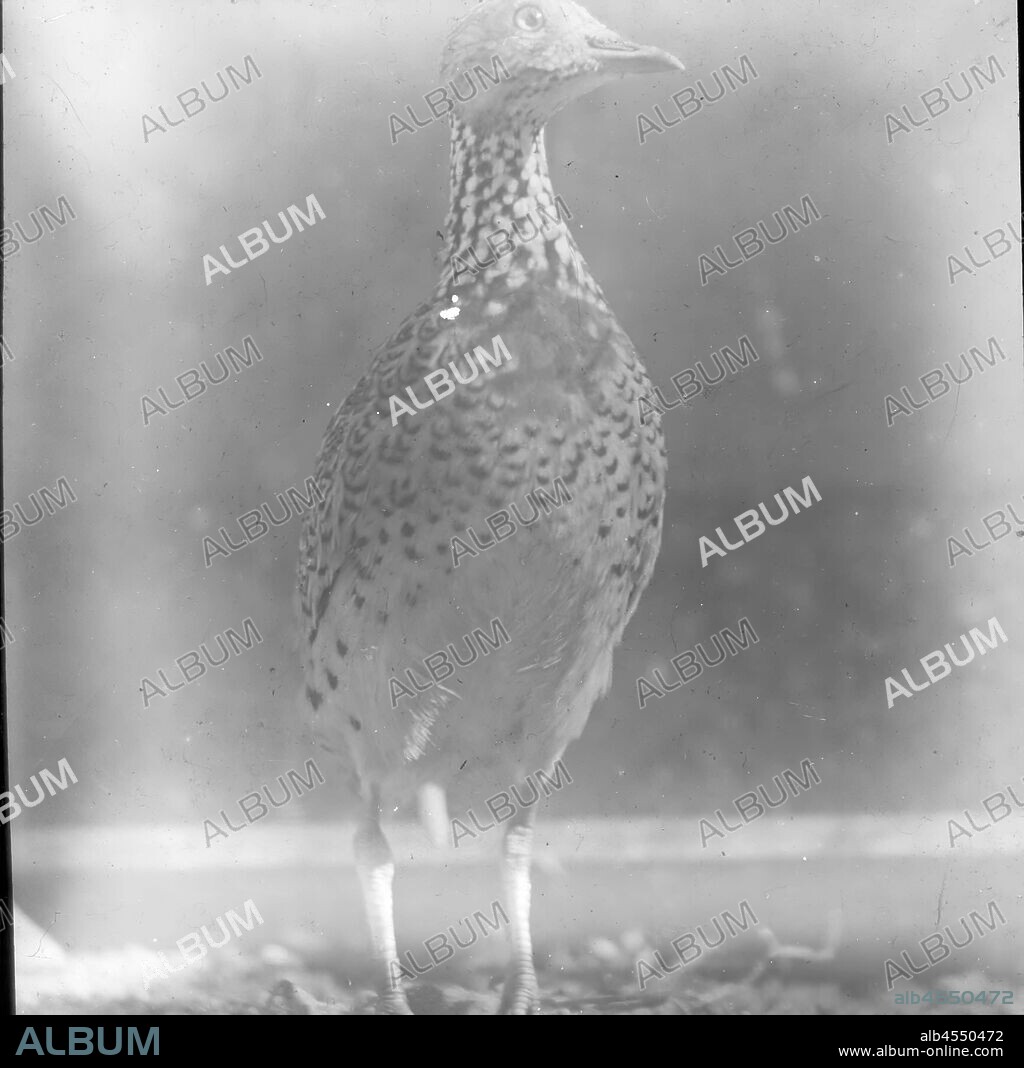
[585,33,684,76]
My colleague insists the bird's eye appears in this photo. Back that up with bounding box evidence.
[514,4,545,32]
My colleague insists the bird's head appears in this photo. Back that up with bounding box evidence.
[440,0,684,129]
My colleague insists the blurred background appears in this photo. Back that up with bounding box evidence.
[2,0,1021,1014]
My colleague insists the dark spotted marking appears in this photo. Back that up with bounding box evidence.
[315,588,331,623]
[306,686,323,710]
[401,522,415,537]
[349,716,362,731]
[598,523,612,538]
[326,669,339,689]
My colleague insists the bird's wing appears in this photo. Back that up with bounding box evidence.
[296,368,378,646]
[296,300,443,644]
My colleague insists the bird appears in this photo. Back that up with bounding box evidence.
[297,0,681,1015]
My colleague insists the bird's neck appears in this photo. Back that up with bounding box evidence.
[435,117,604,306]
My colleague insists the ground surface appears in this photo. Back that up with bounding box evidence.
[18,934,1021,1016]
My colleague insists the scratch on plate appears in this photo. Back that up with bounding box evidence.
[48,77,87,129]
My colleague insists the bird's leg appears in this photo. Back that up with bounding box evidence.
[497,802,541,1015]
[353,793,413,1015]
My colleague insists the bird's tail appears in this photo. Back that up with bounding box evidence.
[417,781,450,850]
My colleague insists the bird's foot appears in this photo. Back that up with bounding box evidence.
[375,990,415,1015]
[497,972,542,1015]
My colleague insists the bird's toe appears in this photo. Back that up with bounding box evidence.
[497,975,542,1015]
[375,991,415,1015]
